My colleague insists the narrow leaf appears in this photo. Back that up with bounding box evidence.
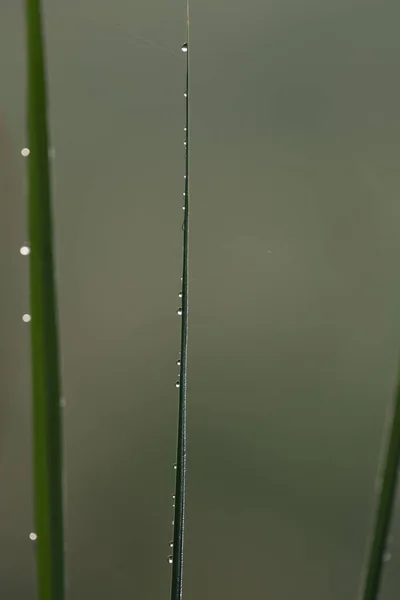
[170,4,190,600]
[24,1,65,599]
[358,374,400,600]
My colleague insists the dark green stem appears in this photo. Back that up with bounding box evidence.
[170,5,190,600]
[25,1,65,599]
[359,375,400,600]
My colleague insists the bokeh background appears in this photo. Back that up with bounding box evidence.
[1,1,400,598]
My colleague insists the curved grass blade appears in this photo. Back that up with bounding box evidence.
[170,4,190,600]
[358,374,400,600]
[24,1,65,599]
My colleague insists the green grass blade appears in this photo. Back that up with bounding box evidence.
[170,5,190,600]
[358,375,400,600]
[24,1,65,599]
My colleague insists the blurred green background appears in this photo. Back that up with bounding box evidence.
[1,1,400,598]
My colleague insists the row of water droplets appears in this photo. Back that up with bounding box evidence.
[20,145,55,325]
[20,149,31,323]
[19,145,62,546]
[20,146,36,543]
[169,353,181,564]
[20,147,35,542]
[168,40,188,568]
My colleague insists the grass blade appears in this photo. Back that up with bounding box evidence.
[358,374,400,600]
[170,4,190,600]
[24,1,65,599]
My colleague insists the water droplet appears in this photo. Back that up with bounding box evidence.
[169,541,173,548]
[176,360,181,366]
[22,314,31,323]
[383,552,392,562]
[168,555,173,564]
[21,148,30,157]
[184,92,187,98]
[29,532,37,541]
[177,308,182,316]
[184,175,187,178]
[172,495,176,499]
[184,141,187,146]
[178,292,182,298]
[20,245,30,256]
[172,520,175,525]
[181,43,188,52]
[175,381,180,388]
[184,128,187,131]
[182,206,185,210]
[173,464,177,470]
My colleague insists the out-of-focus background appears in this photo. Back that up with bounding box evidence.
[1,1,400,598]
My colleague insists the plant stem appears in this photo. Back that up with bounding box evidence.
[359,375,400,600]
[171,5,190,600]
[24,1,65,599]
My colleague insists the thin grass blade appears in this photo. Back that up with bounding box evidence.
[24,1,65,599]
[170,4,190,600]
[358,373,400,600]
